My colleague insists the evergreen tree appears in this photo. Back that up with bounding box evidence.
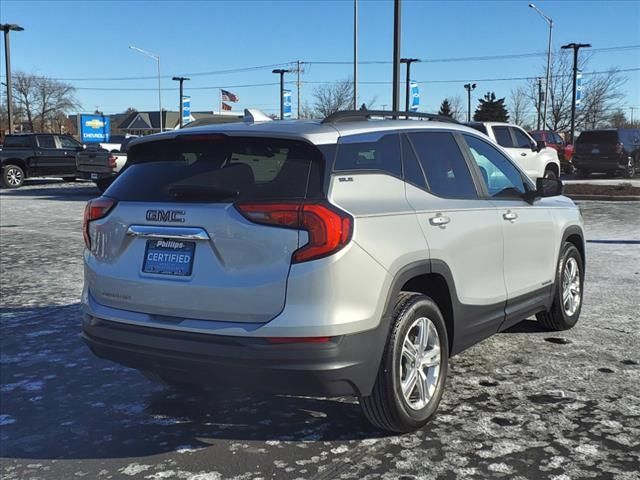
[438,99,453,117]
[473,92,510,122]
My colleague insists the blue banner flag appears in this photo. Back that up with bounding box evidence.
[182,96,191,126]
[283,89,292,119]
[576,72,583,108]
[409,82,420,112]
[79,114,110,143]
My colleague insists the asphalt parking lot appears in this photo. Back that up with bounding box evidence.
[1,180,639,480]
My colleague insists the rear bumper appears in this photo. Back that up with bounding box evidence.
[81,311,388,397]
[572,155,628,171]
[77,170,116,181]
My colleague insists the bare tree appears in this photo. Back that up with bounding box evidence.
[312,79,354,118]
[509,87,530,127]
[448,95,465,122]
[527,53,626,132]
[12,72,80,132]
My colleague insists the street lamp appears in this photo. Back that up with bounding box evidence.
[172,76,190,128]
[272,69,290,120]
[529,3,553,130]
[464,83,476,122]
[391,0,402,113]
[561,42,591,144]
[1,23,24,134]
[129,45,163,132]
[400,58,420,113]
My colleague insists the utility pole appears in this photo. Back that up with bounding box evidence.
[401,58,420,113]
[464,83,476,122]
[353,0,358,110]
[172,76,190,128]
[561,42,591,144]
[1,23,24,134]
[537,78,543,130]
[392,0,401,113]
[272,69,290,120]
[297,60,301,118]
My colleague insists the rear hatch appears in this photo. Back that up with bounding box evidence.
[85,133,325,323]
[575,130,620,158]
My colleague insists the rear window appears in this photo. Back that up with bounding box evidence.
[577,131,619,144]
[107,134,324,202]
[3,136,32,148]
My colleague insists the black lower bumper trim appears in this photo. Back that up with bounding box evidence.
[81,315,388,397]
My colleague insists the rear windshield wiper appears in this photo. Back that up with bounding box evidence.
[166,184,239,201]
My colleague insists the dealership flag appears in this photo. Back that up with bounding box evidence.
[221,102,233,111]
[576,71,583,108]
[409,82,420,112]
[283,89,292,119]
[220,89,239,102]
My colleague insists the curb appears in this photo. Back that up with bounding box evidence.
[565,194,640,202]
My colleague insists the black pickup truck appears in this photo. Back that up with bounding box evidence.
[0,133,84,188]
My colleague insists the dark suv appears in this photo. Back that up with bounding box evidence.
[573,129,640,178]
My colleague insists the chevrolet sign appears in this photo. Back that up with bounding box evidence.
[85,118,105,129]
[79,114,110,143]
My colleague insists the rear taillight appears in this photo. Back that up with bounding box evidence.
[107,154,117,169]
[615,142,624,154]
[236,202,353,263]
[83,197,117,249]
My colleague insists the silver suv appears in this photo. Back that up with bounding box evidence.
[81,110,585,433]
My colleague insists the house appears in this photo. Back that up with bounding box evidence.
[117,110,240,136]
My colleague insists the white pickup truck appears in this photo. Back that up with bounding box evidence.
[76,137,136,192]
[466,122,561,180]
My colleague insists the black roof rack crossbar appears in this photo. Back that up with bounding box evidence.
[321,110,459,125]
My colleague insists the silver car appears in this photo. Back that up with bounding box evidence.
[81,110,585,433]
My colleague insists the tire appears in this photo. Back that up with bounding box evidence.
[536,242,584,331]
[622,157,636,178]
[544,167,558,180]
[1,164,25,188]
[576,168,590,178]
[95,178,112,193]
[360,292,449,433]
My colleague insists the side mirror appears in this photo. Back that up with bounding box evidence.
[534,140,546,152]
[537,177,563,197]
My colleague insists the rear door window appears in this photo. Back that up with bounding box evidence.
[334,132,402,178]
[36,135,57,149]
[108,134,324,202]
[492,126,513,147]
[408,131,477,199]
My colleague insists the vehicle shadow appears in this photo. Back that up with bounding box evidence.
[501,319,549,334]
[0,179,98,201]
[0,304,386,461]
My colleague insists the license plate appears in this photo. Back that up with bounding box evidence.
[143,239,195,276]
[591,148,600,154]
[91,173,98,180]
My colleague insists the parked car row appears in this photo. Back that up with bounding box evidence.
[0,133,136,189]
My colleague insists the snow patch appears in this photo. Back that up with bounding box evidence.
[120,463,152,475]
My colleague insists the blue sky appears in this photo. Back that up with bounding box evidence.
[1,0,639,120]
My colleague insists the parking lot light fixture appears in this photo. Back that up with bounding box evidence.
[129,45,163,132]
[561,42,591,144]
[529,3,553,130]
[464,83,476,122]
[172,76,190,128]
[1,23,24,134]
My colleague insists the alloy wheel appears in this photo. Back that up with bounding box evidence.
[5,167,23,187]
[562,257,581,316]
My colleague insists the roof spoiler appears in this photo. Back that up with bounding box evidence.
[243,109,273,123]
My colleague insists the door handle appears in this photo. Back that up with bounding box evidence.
[503,210,518,222]
[429,214,451,227]
[520,152,527,156]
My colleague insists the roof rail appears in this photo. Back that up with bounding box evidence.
[321,110,459,125]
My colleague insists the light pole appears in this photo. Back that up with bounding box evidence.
[129,45,162,132]
[272,69,290,120]
[464,83,476,122]
[1,23,24,134]
[561,42,591,144]
[172,76,190,128]
[536,78,543,130]
[392,0,402,113]
[529,4,553,130]
[353,0,358,110]
[401,58,420,113]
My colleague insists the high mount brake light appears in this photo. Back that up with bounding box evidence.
[236,202,353,263]
[83,197,117,249]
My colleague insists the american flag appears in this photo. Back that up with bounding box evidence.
[221,102,232,111]
[220,89,239,102]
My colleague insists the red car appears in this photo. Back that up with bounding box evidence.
[529,130,574,173]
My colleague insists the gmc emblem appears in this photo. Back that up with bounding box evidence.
[145,209,186,223]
